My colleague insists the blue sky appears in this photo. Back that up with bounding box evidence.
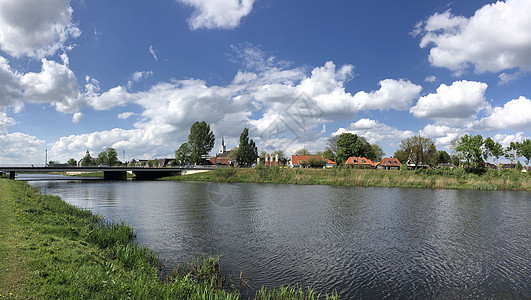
[0,0,530,164]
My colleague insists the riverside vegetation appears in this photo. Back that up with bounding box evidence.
[162,166,530,191]
[0,179,338,299]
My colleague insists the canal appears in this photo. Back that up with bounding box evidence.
[27,177,530,299]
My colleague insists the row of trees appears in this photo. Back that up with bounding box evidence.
[454,134,531,168]
[175,121,258,167]
[79,148,120,166]
[175,120,530,171]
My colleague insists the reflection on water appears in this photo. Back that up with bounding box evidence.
[28,180,530,299]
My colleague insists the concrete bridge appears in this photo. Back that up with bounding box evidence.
[0,166,215,180]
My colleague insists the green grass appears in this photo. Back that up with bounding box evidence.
[161,166,530,191]
[0,179,337,299]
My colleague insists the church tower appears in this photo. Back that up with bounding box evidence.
[218,137,226,154]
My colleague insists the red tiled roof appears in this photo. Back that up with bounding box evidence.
[345,156,376,166]
[379,157,402,167]
[208,157,231,165]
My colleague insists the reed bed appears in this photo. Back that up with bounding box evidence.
[163,166,529,191]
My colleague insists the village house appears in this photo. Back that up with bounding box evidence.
[377,157,402,170]
[290,155,336,168]
[344,157,377,169]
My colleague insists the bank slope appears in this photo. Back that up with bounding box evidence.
[0,179,337,299]
[161,167,530,191]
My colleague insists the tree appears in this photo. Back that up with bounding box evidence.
[322,149,335,162]
[295,148,311,156]
[236,128,258,167]
[326,135,339,161]
[336,133,375,163]
[398,135,437,168]
[371,144,384,162]
[175,142,191,165]
[520,139,531,167]
[227,147,239,161]
[48,160,60,166]
[437,150,451,165]
[393,150,409,166]
[106,148,120,166]
[188,121,215,164]
[484,137,504,164]
[455,134,485,169]
[81,151,95,166]
[67,158,77,166]
[505,141,521,164]
[450,154,460,167]
[96,151,108,165]
[307,157,326,168]
[271,150,286,161]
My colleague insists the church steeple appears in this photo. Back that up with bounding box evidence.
[218,137,226,154]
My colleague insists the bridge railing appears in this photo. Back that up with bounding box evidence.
[0,164,46,168]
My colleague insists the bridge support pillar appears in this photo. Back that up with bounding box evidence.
[9,171,15,180]
[103,171,127,180]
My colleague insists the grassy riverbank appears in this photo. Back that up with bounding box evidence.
[162,167,530,191]
[0,179,337,299]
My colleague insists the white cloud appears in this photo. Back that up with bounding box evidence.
[178,0,255,30]
[469,96,531,131]
[149,45,158,62]
[132,71,153,82]
[118,112,136,120]
[46,46,426,160]
[0,112,15,134]
[333,118,415,147]
[86,86,132,111]
[420,124,462,149]
[498,71,523,85]
[0,56,22,109]
[72,112,83,123]
[410,80,489,122]
[0,0,80,58]
[0,132,44,163]
[425,75,437,82]
[417,0,531,74]
[493,132,528,148]
[351,79,422,111]
[20,58,81,113]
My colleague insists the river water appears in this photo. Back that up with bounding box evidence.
[27,177,530,299]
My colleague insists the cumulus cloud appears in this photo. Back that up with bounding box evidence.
[333,118,415,147]
[72,112,83,123]
[0,132,44,163]
[420,124,462,149]
[493,132,528,148]
[20,58,81,113]
[44,45,426,160]
[178,0,255,30]
[351,79,422,111]
[469,96,531,131]
[0,0,80,58]
[0,56,22,109]
[410,80,489,123]
[0,112,15,134]
[416,0,531,74]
